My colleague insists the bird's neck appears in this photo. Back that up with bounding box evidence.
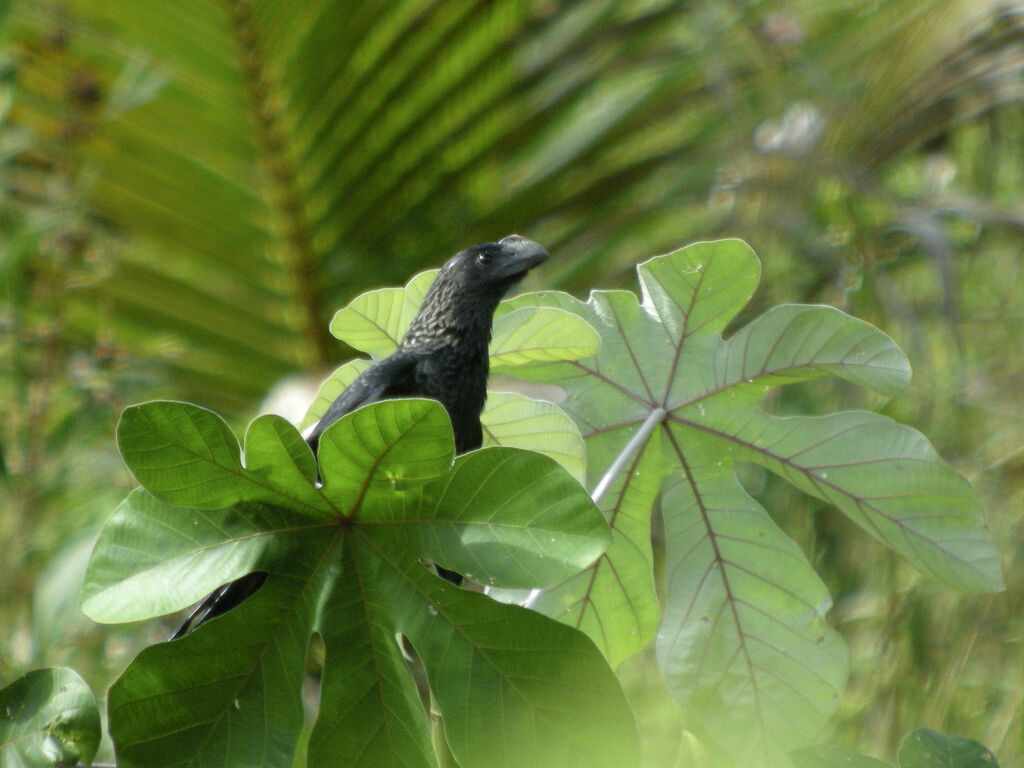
[401,293,500,357]
[400,292,497,454]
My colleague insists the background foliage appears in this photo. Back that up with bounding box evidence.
[2,0,1023,765]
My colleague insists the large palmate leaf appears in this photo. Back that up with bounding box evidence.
[500,239,1003,765]
[82,399,637,768]
[304,270,597,482]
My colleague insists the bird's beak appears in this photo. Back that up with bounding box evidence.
[496,235,549,280]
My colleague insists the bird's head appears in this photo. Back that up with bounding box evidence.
[442,234,549,298]
[402,235,549,350]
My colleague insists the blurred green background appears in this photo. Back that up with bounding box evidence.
[2,0,1023,765]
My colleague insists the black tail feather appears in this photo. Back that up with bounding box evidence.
[170,571,269,640]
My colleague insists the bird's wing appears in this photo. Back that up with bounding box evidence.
[305,352,419,451]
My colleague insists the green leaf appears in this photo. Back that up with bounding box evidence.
[116,401,245,508]
[657,456,848,765]
[397,569,637,768]
[88,398,636,768]
[309,539,433,768]
[108,572,315,768]
[0,668,101,768]
[245,413,318,485]
[720,409,1002,592]
[118,401,333,517]
[717,304,910,396]
[329,286,413,356]
[791,744,894,768]
[489,307,601,368]
[81,491,288,623]
[312,544,638,768]
[328,269,437,357]
[317,395,456,502]
[494,423,663,669]
[387,447,610,587]
[482,391,586,483]
[504,239,1003,762]
[898,729,999,768]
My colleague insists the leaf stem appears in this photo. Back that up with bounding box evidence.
[523,407,666,609]
[589,408,667,506]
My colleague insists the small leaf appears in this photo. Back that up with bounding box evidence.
[328,269,437,356]
[716,304,911,397]
[638,238,760,343]
[117,401,244,508]
[81,490,291,623]
[0,668,101,768]
[656,450,848,762]
[482,391,586,483]
[383,447,608,587]
[318,397,455,502]
[329,287,413,357]
[119,400,334,517]
[245,414,317,484]
[402,269,439,310]
[243,413,324,512]
[490,306,600,367]
[898,728,999,768]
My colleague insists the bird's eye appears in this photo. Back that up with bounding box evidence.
[476,251,493,265]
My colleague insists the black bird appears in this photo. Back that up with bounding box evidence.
[171,235,549,638]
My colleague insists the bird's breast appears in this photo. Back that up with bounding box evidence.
[414,349,489,452]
